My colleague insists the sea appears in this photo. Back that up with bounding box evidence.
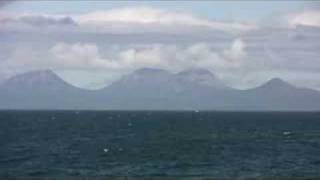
[1,111,320,179]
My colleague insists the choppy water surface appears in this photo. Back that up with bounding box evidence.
[1,111,320,179]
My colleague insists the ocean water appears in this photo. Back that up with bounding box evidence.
[1,111,320,179]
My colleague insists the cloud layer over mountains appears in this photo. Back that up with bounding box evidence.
[1,6,320,90]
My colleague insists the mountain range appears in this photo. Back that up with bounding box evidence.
[0,68,320,111]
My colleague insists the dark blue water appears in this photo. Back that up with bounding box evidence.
[1,111,320,179]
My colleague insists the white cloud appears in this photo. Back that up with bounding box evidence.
[288,10,320,27]
[222,38,247,66]
[76,7,256,33]
[50,43,119,70]
[0,7,257,34]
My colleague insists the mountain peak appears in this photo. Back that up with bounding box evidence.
[133,68,169,75]
[7,69,59,81]
[177,68,228,89]
[2,69,69,89]
[23,69,56,77]
[259,78,294,89]
[178,68,213,76]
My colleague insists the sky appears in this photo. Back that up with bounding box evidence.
[1,1,320,90]
[2,1,304,22]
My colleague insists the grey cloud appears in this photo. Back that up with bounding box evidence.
[0,15,76,26]
[243,26,320,72]
[0,0,14,8]
[19,15,76,26]
[304,1,320,10]
[1,7,255,36]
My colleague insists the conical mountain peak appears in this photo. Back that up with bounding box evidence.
[261,78,294,89]
[2,69,70,89]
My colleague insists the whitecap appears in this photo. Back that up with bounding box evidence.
[283,131,292,135]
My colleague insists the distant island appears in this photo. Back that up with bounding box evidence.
[0,68,320,111]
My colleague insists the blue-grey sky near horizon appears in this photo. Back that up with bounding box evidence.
[1,1,320,90]
[2,1,304,22]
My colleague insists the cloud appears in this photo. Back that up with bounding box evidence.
[0,14,76,27]
[223,38,247,63]
[50,43,118,70]
[50,41,250,73]
[287,10,320,28]
[76,7,256,34]
[0,0,14,8]
[0,7,256,35]
[18,15,75,26]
